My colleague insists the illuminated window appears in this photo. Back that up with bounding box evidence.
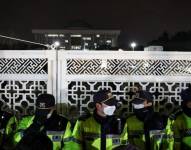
[60,46,66,49]
[71,46,81,50]
[59,34,65,37]
[65,40,69,43]
[47,34,59,37]
[96,34,100,38]
[83,37,91,40]
[71,35,82,37]
[106,40,112,43]
[94,43,97,49]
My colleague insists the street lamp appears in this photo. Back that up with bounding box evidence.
[50,41,60,49]
[130,42,137,51]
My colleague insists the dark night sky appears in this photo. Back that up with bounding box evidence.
[1,0,191,45]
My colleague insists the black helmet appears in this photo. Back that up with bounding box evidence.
[132,90,153,104]
[36,93,55,109]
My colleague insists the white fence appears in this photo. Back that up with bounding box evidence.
[0,50,56,115]
[0,50,191,115]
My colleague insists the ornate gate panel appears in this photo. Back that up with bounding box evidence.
[58,51,191,114]
[1,50,191,116]
[0,50,56,115]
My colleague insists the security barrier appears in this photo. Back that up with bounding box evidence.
[0,50,191,115]
[0,50,56,115]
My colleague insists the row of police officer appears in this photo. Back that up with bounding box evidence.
[1,87,191,150]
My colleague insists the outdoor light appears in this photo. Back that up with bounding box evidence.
[50,41,60,49]
[130,42,137,51]
[54,41,60,47]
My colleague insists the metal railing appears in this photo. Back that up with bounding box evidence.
[0,50,191,116]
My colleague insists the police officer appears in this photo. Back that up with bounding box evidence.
[13,93,72,150]
[126,90,173,150]
[72,89,128,150]
[0,109,17,150]
[173,86,191,150]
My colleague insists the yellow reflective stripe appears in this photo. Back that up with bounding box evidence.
[151,134,173,139]
[150,129,165,140]
[13,130,24,145]
[64,122,72,139]
[149,129,165,134]
[5,116,17,135]
[83,132,121,139]
[150,129,174,139]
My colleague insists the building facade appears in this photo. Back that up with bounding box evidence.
[32,29,120,50]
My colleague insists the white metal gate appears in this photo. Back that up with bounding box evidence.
[0,50,56,115]
[57,51,191,115]
[1,50,191,116]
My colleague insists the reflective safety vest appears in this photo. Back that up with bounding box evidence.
[126,115,174,150]
[5,115,18,136]
[173,113,191,150]
[13,115,72,150]
[13,116,34,145]
[72,115,128,150]
[0,111,17,147]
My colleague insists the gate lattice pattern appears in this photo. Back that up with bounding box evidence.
[1,51,191,116]
[0,51,49,116]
